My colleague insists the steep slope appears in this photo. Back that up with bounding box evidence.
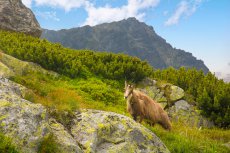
[0,52,170,153]
[41,17,209,73]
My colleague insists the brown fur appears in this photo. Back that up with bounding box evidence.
[124,83,172,131]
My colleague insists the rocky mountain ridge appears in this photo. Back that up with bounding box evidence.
[41,18,209,73]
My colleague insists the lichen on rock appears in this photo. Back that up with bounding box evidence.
[0,77,83,152]
[168,100,214,128]
[71,109,170,153]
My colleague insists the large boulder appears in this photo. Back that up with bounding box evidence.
[71,109,170,153]
[0,77,83,153]
[0,0,42,37]
[167,100,214,128]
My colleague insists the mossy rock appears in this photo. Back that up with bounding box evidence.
[169,85,184,102]
[71,109,170,153]
[167,100,214,128]
[0,77,82,152]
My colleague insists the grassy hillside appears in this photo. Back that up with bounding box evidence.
[0,30,229,127]
[0,30,229,152]
[0,30,152,82]
[4,55,230,153]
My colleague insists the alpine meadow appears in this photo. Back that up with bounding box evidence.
[0,0,230,153]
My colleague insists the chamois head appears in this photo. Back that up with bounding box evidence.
[124,81,134,99]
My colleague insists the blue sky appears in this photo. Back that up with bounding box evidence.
[22,0,230,79]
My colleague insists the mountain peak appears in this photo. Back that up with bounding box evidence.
[125,17,139,22]
[41,19,209,73]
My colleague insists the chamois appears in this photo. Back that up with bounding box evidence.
[124,81,172,130]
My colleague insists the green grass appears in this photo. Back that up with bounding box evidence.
[149,123,230,153]
[9,68,230,153]
[0,133,19,153]
[38,134,60,153]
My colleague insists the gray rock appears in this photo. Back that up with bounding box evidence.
[49,118,83,153]
[71,109,170,153]
[0,77,82,153]
[0,77,49,152]
[174,100,191,112]
[0,0,42,37]
[167,100,214,128]
[169,85,184,102]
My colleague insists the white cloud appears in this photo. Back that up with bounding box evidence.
[83,0,160,26]
[22,0,89,11]
[34,0,89,11]
[164,1,188,26]
[22,0,32,8]
[35,11,60,21]
[165,0,204,26]
[22,0,160,26]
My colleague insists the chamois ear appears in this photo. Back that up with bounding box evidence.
[130,84,135,89]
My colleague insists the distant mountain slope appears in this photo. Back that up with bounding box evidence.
[41,17,209,73]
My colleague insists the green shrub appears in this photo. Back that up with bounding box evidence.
[76,78,124,105]
[0,30,153,82]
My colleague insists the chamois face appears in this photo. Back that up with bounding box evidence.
[124,82,134,99]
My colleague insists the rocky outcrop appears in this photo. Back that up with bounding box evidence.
[0,77,83,153]
[0,0,42,37]
[167,100,214,128]
[0,76,169,153]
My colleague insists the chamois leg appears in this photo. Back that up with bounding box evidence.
[149,122,155,127]
[132,114,137,121]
